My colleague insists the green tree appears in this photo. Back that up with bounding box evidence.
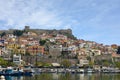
[117,46,120,54]
[7,61,16,66]
[36,62,52,67]
[25,51,31,56]
[0,58,7,66]
[0,32,6,38]
[115,62,120,69]
[0,58,15,67]
[60,59,71,68]
[39,39,46,46]
[102,60,110,67]
[13,30,23,37]
[89,61,94,67]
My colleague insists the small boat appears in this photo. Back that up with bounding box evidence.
[77,69,84,73]
[101,69,110,73]
[22,66,35,76]
[0,75,5,80]
[0,67,34,76]
[86,68,94,73]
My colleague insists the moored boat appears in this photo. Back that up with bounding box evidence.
[0,66,34,76]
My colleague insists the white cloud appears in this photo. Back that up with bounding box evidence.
[0,0,85,30]
[0,0,66,29]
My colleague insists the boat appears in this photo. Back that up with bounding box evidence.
[0,75,5,80]
[77,69,84,73]
[0,67,34,76]
[22,66,35,76]
[86,68,94,73]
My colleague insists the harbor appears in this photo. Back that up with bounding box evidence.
[1,73,120,80]
[0,66,34,76]
[34,67,120,73]
[0,66,120,76]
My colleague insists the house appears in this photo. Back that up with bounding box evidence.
[49,45,62,57]
[39,33,52,40]
[78,49,86,56]
[7,44,20,49]
[0,39,5,47]
[23,31,37,37]
[0,47,12,61]
[14,48,26,54]
[68,45,77,54]
[26,45,44,55]
[49,38,56,42]
[13,54,22,65]
[5,38,16,44]
[7,34,16,38]
[55,34,67,40]
[19,37,39,46]
[89,49,101,56]
[6,43,26,54]
[0,47,11,54]
[79,58,89,66]
[77,49,89,66]
[112,53,120,62]
[28,39,39,46]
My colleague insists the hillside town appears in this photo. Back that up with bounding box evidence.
[0,26,120,72]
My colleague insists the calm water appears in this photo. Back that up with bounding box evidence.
[4,73,120,80]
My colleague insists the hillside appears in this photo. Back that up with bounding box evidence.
[0,26,77,40]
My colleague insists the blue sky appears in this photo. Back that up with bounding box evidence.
[0,0,120,45]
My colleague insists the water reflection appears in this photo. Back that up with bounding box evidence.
[4,73,120,80]
[5,76,23,80]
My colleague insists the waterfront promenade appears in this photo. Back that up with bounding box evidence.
[34,67,120,73]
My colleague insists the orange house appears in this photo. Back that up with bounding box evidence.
[26,45,44,55]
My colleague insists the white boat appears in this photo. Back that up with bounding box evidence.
[87,68,94,73]
[77,69,84,73]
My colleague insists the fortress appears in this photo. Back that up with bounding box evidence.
[0,26,77,39]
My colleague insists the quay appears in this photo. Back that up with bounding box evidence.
[34,67,120,74]
[0,67,120,77]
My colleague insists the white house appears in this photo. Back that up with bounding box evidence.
[7,34,16,38]
[79,58,89,66]
[13,54,22,65]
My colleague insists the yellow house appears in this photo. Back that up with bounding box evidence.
[16,48,26,54]
[7,44,20,49]
[7,44,26,54]
[9,48,26,54]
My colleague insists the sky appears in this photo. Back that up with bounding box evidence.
[0,0,120,45]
